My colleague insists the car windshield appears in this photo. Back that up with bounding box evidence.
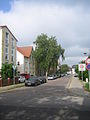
[27,77,36,81]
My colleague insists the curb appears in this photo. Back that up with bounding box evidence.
[0,83,25,93]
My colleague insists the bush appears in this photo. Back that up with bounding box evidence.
[85,82,89,90]
[1,63,13,80]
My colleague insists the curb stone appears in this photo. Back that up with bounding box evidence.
[0,83,25,93]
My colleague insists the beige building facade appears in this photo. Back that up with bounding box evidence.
[0,26,17,70]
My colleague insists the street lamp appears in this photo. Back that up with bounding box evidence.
[12,65,16,84]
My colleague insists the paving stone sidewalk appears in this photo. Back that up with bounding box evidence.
[68,75,90,97]
[0,83,24,93]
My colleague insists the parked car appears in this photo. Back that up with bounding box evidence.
[20,73,30,79]
[60,74,65,77]
[38,76,46,83]
[18,76,25,83]
[48,75,55,80]
[25,77,41,86]
[53,74,58,79]
[74,73,78,77]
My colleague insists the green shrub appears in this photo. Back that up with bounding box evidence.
[85,82,89,90]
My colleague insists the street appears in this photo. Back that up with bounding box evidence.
[0,75,90,120]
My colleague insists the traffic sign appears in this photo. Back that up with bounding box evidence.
[86,58,90,64]
[86,64,90,70]
[78,64,86,71]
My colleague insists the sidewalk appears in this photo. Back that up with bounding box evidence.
[67,75,90,97]
[0,83,25,93]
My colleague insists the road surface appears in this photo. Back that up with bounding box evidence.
[0,75,90,120]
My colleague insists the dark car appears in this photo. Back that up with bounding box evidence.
[25,77,41,86]
[38,76,46,83]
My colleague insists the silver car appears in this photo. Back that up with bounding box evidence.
[18,76,25,83]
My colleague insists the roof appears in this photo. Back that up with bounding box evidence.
[17,46,33,57]
[0,25,18,41]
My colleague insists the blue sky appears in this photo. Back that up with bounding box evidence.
[0,0,13,12]
[0,0,90,66]
[1,0,90,12]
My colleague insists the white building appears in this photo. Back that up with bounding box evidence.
[17,46,35,75]
[72,65,76,74]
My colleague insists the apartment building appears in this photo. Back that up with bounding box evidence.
[0,26,17,71]
[17,46,35,75]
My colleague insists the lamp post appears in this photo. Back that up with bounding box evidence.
[17,61,20,76]
[12,65,16,84]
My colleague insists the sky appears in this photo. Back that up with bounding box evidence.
[0,0,90,66]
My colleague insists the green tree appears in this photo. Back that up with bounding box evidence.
[76,60,89,81]
[1,63,13,80]
[60,64,69,74]
[75,65,78,73]
[33,33,65,79]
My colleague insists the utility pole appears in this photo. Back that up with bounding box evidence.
[12,65,16,84]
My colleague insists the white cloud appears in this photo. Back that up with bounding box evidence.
[0,0,90,66]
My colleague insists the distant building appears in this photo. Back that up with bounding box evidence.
[0,26,17,71]
[17,46,35,75]
[72,65,76,74]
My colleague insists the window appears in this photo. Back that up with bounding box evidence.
[11,56,13,62]
[6,32,8,39]
[5,32,9,44]
[12,49,14,55]
[5,47,8,54]
[5,54,8,61]
[12,38,14,47]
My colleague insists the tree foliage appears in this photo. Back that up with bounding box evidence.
[75,65,78,73]
[76,60,89,81]
[60,64,69,74]
[33,33,65,75]
[1,63,13,80]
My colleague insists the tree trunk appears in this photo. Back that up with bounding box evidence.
[46,71,48,82]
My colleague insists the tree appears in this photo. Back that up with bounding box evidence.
[1,63,13,81]
[33,33,65,80]
[60,64,69,74]
[75,65,78,73]
[75,60,89,81]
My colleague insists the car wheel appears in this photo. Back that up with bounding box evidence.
[35,82,37,86]
[39,81,41,85]
[25,84,27,86]
[19,81,20,83]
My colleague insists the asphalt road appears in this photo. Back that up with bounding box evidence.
[0,76,90,120]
